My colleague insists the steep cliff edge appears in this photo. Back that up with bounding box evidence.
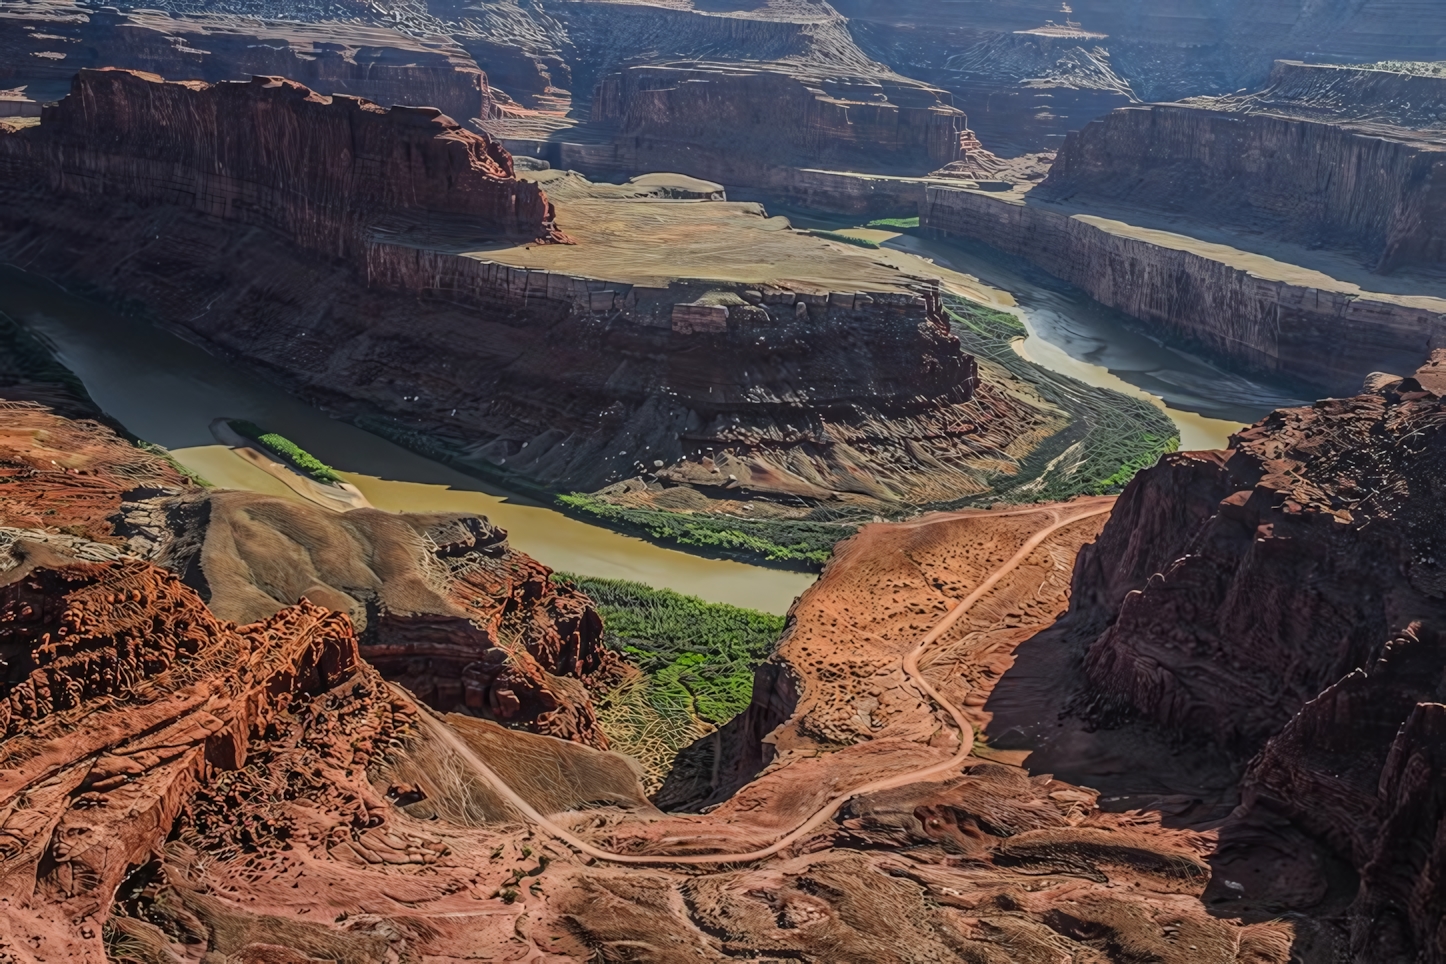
[1036,62,1446,274]
[0,4,497,125]
[1046,352,1446,957]
[0,68,1037,535]
[924,183,1446,395]
[0,67,565,250]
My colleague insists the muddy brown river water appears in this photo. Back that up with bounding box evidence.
[0,230,1304,613]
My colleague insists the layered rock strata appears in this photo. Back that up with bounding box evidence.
[0,67,564,251]
[585,62,970,176]
[0,2,497,123]
[0,68,993,508]
[923,184,1446,395]
[837,0,1446,154]
[1052,353,1446,958]
[1036,62,1446,274]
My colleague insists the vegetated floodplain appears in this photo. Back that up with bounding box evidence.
[943,295,1179,504]
[555,572,786,790]
[228,419,343,484]
[556,493,843,568]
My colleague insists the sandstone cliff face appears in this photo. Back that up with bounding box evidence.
[0,68,987,505]
[0,68,564,253]
[1036,65,1446,273]
[589,63,968,177]
[923,185,1446,395]
[1057,353,1446,959]
[1075,367,1446,754]
[0,7,496,125]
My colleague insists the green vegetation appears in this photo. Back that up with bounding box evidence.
[556,493,844,568]
[556,573,786,788]
[227,419,343,484]
[562,573,785,725]
[806,229,881,249]
[866,216,920,230]
[942,296,1179,502]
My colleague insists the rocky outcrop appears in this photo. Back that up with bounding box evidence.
[587,63,970,177]
[923,184,1446,395]
[1036,62,1446,274]
[0,6,496,124]
[0,68,565,252]
[120,487,620,748]
[1055,353,1446,956]
[0,547,377,958]
[1075,359,1446,755]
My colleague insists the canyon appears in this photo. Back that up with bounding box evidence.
[8,359,1445,959]
[0,66,1171,555]
[2,2,1446,961]
[0,388,1301,962]
[923,60,1446,396]
[8,0,1443,205]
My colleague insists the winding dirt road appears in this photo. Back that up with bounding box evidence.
[396,502,1113,866]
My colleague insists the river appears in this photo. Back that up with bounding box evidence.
[819,224,1308,451]
[0,231,1304,613]
[0,268,815,614]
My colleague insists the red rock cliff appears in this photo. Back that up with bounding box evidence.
[0,67,566,255]
[1058,352,1446,960]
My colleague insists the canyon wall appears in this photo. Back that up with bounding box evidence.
[1055,356,1446,959]
[923,185,1446,394]
[588,63,968,176]
[838,0,1446,152]
[1036,67,1446,273]
[0,68,981,501]
[0,6,495,122]
[0,68,564,254]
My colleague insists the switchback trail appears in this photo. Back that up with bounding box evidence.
[397,502,1114,866]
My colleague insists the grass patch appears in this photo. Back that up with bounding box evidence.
[942,295,1179,502]
[866,216,920,230]
[556,573,786,788]
[556,493,845,569]
[227,419,342,484]
[806,229,881,249]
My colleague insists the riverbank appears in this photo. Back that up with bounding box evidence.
[0,268,815,614]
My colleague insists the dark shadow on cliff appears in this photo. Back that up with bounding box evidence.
[983,617,1243,826]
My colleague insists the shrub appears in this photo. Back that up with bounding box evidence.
[227,420,342,484]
